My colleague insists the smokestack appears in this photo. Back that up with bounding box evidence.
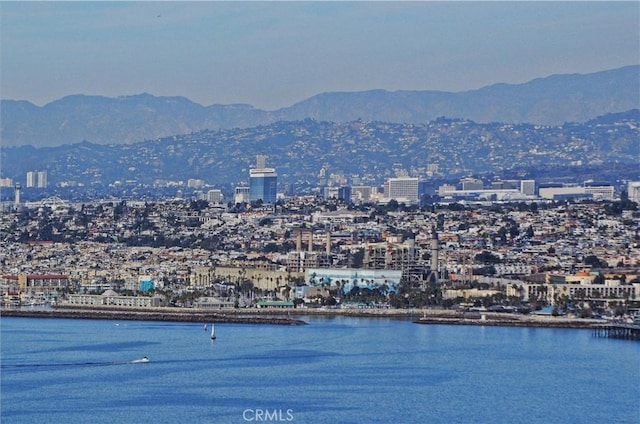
[296,231,302,252]
[14,183,21,207]
[430,232,439,274]
[326,232,331,254]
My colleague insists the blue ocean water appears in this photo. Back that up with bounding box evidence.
[1,316,638,424]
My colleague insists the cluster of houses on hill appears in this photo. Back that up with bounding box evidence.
[1,196,639,318]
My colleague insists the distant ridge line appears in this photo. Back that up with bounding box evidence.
[1,65,638,147]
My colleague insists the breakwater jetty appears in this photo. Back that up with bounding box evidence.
[1,306,614,330]
[593,323,640,341]
[0,306,306,326]
[413,310,601,329]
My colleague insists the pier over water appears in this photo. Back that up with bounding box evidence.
[593,323,640,341]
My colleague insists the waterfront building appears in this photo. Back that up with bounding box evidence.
[518,273,640,306]
[256,300,295,308]
[442,288,501,300]
[194,296,234,309]
[1,274,70,295]
[66,289,162,307]
[207,265,303,291]
[82,278,119,293]
[305,268,403,294]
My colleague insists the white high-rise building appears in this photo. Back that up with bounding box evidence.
[187,179,205,188]
[37,171,47,188]
[207,189,223,203]
[26,172,37,188]
[234,186,250,204]
[384,177,419,203]
[628,181,640,202]
[26,171,47,188]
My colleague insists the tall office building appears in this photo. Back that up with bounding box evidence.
[26,172,37,188]
[249,156,277,204]
[629,181,640,203]
[207,189,223,203]
[234,186,250,204]
[520,180,536,196]
[384,177,419,203]
[26,171,47,188]
[37,171,47,188]
[338,186,351,203]
[187,179,205,189]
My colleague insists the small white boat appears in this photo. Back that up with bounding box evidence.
[210,324,216,340]
[132,356,150,363]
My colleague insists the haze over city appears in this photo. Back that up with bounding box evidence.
[1,3,640,424]
[1,1,639,110]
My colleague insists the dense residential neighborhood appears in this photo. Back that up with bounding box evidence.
[2,193,638,320]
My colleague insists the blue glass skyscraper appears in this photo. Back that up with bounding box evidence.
[249,168,277,204]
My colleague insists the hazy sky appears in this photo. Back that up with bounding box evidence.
[1,1,638,110]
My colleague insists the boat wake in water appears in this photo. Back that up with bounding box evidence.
[1,357,150,370]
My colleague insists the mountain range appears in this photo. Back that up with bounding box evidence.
[1,65,638,147]
[2,110,638,192]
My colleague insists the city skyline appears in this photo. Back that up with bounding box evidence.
[1,1,638,110]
